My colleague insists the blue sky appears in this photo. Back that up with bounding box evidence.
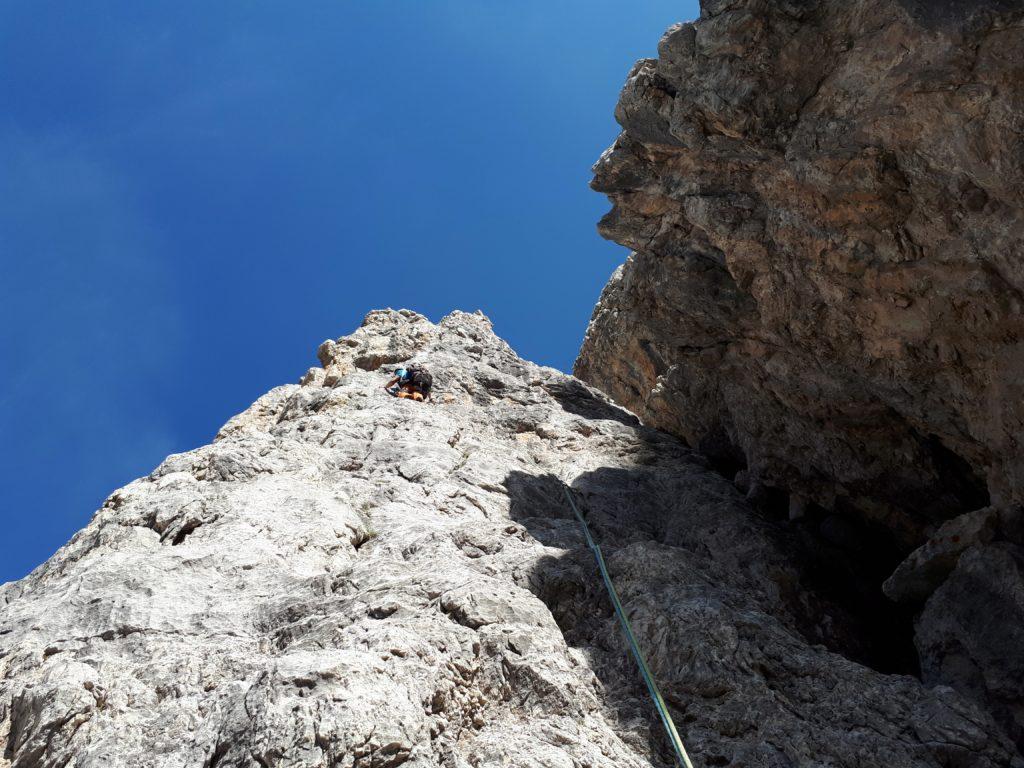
[0,1,699,583]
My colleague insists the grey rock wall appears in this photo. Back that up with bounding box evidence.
[578,0,1024,541]
[2,310,1019,766]
[576,0,1024,747]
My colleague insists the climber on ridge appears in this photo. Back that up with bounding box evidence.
[384,365,433,402]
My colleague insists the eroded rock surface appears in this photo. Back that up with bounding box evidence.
[577,0,1024,747]
[883,507,999,604]
[917,541,1024,753]
[577,0,1024,543]
[1,310,1019,767]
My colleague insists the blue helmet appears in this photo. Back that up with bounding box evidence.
[394,368,408,380]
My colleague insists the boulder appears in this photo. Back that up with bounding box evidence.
[884,507,999,603]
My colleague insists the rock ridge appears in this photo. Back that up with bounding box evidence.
[1,309,1020,767]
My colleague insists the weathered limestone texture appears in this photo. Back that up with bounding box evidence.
[578,0,1024,540]
[577,0,1024,747]
[2,310,1018,766]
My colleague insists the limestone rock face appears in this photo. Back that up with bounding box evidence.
[577,2,1024,749]
[2,310,1019,767]
[577,0,1024,545]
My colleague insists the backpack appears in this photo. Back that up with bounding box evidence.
[405,364,433,396]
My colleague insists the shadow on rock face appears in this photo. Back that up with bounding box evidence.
[918,433,991,521]
[501,470,677,767]
[542,379,641,428]
[500,460,968,766]
[896,0,1020,28]
[785,504,921,676]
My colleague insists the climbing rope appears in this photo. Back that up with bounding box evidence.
[562,485,696,768]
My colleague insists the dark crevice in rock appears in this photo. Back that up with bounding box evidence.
[511,464,920,700]
[711,433,987,677]
[170,519,203,546]
[736,474,920,675]
[919,434,991,519]
[786,505,921,676]
[352,530,376,551]
[696,424,747,480]
[543,379,640,428]
[204,741,229,768]
[735,478,922,676]
[744,481,789,519]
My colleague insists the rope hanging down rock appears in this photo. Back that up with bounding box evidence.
[562,485,696,768]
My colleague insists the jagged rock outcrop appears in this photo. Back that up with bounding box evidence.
[1,309,1020,767]
[576,0,1024,748]
[579,0,1024,540]
[883,507,999,604]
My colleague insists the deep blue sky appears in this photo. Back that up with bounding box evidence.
[0,1,699,583]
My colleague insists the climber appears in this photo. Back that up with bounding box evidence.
[384,365,433,402]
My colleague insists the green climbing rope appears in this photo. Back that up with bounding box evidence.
[562,485,696,768]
